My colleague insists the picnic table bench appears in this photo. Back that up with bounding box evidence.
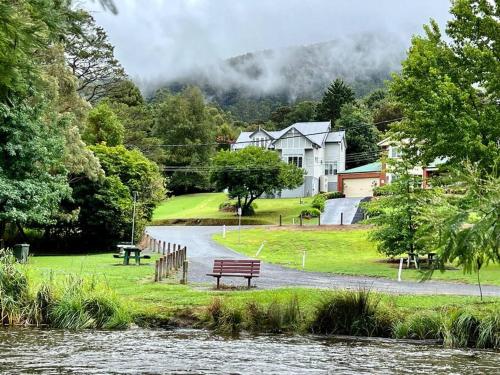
[207,259,261,289]
[114,244,150,265]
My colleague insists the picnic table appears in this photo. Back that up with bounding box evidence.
[113,244,150,265]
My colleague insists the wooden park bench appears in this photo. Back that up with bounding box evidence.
[207,259,261,289]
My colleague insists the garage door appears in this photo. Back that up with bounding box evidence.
[343,178,378,197]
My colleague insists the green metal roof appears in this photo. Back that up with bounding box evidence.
[341,161,381,174]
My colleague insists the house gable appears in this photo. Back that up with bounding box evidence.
[273,127,313,151]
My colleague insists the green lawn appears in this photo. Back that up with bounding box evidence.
[26,253,498,318]
[153,192,318,225]
[213,227,500,286]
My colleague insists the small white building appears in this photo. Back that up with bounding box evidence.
[232,122,346,197]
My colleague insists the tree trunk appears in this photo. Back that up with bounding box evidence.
[16,222,28,242]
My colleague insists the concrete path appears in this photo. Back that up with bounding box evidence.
[321,197,364,225]
[146,226,500,296]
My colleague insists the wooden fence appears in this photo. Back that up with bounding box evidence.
[143,234,188,283]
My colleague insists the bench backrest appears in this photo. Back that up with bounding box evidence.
[212,259,261,276]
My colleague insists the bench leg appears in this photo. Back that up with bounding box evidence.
[216,276,220,289]
[247,277,251,289]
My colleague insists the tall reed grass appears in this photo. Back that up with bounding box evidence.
[0,252,130,329]
[202,291,498,349]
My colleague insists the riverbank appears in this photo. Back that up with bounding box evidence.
[5,253,498,349]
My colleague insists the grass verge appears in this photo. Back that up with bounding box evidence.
[152,193,318,225]
[213,227,500,285]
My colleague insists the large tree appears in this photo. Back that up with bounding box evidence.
[154,87,218,193]
[364,160,431,258]
[335,103,380,168]
[0,0,75,238]
[65,11,127,104]
[210,147,304,215]
[83,102,124,146]
[390,0,499,173]
[316,78,355,124]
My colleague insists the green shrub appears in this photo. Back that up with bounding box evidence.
[218,201,236,212]
[49,277,129,330]
[477,310,500,349]
[311,194,326,212]
[393,312,443,340]
[205,297,224,328]
[0,252,31,325]
[444,310,481,348]
[300,208,321,218]
[322,192,345,199]
[309,289,391,337]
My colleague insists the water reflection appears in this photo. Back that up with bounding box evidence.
[0,328,497,374]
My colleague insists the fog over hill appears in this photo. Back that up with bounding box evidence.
[142,33,406,121]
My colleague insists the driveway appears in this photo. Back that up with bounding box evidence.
[146,226,500,296]
[321,197,364,224]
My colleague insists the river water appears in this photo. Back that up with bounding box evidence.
[0,328,498,374]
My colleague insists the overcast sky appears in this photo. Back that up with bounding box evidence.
[84,0,452,81]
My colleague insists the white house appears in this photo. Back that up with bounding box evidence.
[232,122,346,198]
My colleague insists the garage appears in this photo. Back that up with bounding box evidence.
[337,161,383,198]
[343,177,379,197]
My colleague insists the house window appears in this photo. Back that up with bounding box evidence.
[288,156,303,168]
[325,162,338,175]
[390,146,402,158]
[253,137,267,148]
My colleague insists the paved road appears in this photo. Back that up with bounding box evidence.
[146,226,500,296]
[321,197,364,225]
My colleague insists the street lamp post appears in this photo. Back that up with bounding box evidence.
[131,191,138,245]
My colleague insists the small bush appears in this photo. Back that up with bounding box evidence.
[218,201,236,212]
[245,296,301,333]
[311,194,326,212]
[322,192,345,199]
[300,208,321,218]
[444,310,481,348]
[309,289,391,337]
[393,312,443,340]
[0,252,31,325]
[218,307,243,334]
[373,186,391,197]
[205,297,224,328]
[477,310,500,349]
[49,277,129,330]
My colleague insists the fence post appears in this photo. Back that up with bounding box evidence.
[340,212,343,225]
[279,214,282,226]
[159,257,164,281]
[163,256,167,277]
[318,215,321,226]
[154,260,159,282]
[162,241,166,255]
[300,214,303,226]
[181,260,188,284]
